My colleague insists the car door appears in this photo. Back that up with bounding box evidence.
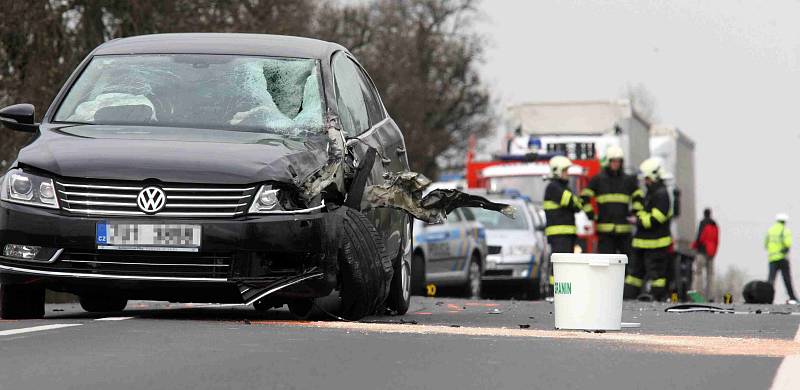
[331,52,409,260]
[528,203,549,289]
[418,210,464,279]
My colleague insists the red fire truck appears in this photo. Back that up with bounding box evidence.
[465,139,601,252]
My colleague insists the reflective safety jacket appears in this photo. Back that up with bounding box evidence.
[580,168,642,235]
[633,180,672,249]
[765,222,792,262]
[543,179,582,237]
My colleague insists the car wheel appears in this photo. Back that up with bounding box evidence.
[337,207,393,320]
[463,253,482,299]
[0,284,45,319]
[79,295,128,313]
[410,253,426,296]
[386,220,412,315]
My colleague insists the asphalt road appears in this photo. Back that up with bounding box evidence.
[0,297,798,390]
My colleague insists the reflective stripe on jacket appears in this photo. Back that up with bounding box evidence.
[633,180,672,249]
[544,179,582,237]
[766,222,792,262]
[580,168,640,236]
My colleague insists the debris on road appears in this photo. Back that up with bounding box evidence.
[665,304,734,314]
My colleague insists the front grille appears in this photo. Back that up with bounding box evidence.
[56,179,257,218]
[488,245,503,255]
[55,250,233,278]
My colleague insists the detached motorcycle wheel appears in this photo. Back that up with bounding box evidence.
[337,207,393,320]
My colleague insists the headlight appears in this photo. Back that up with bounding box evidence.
[0,169,59,209]
[248,185,282,213]
[505,245,536,256]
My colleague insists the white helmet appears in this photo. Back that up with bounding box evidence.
[639,158,665,181]
[776,213,789,222]
[605,145,625,161]
[549,155,572,178]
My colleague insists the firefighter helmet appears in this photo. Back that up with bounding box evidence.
[639,158,664,181]
[776,213,789,222]
[605,145,624,160]
[549,155,572,178]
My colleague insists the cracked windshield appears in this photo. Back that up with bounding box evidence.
[55,54,323,137]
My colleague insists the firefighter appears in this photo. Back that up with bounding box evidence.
[544,155,583,297]
[624,158,672,301]
[580,145,642,256]
[765,213,798,304]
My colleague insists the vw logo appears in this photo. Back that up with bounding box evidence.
[137,186,166,214]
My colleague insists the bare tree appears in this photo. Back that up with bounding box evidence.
[0,0,493,179]
[315,0,494,177]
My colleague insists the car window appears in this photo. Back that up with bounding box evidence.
[332,53,370,136]
[352,62,385,126]
[55,54,323,136]
[469,205,529,230]
[460,207,476,221]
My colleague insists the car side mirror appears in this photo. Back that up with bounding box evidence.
[535,225,545,232]
[0,104,39,133]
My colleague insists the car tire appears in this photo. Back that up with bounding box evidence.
[462,253,482,299]
[386,220,412,315]
[338,207,393,320]
[79,295,128,313]
[0,284,45,319]
[410,253,426,296]
[386,251,412,315]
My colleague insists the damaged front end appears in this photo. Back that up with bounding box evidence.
[229,121,513,306]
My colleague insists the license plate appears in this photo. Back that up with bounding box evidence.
[96,222,201,252]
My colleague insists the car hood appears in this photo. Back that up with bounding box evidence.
[16,125,330,185]
[485,229,535,246]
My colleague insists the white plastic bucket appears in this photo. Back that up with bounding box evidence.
[552,253,628,331]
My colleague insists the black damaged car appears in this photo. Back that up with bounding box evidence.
[0,33,416,320]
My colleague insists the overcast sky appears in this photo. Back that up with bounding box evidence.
[477,0,800,297]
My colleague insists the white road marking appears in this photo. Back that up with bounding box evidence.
[770,324,800,389]
[95,317,134,321]
[0,323,82,337]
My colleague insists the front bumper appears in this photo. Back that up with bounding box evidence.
[482,254,539,282]
[0,201,339,303]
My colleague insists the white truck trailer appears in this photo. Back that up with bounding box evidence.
[504,99,652,173]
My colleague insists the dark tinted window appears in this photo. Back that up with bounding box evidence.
[352,63,385,126]
[332,53,369,136]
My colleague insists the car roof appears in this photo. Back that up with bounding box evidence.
[93,33,347,60]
